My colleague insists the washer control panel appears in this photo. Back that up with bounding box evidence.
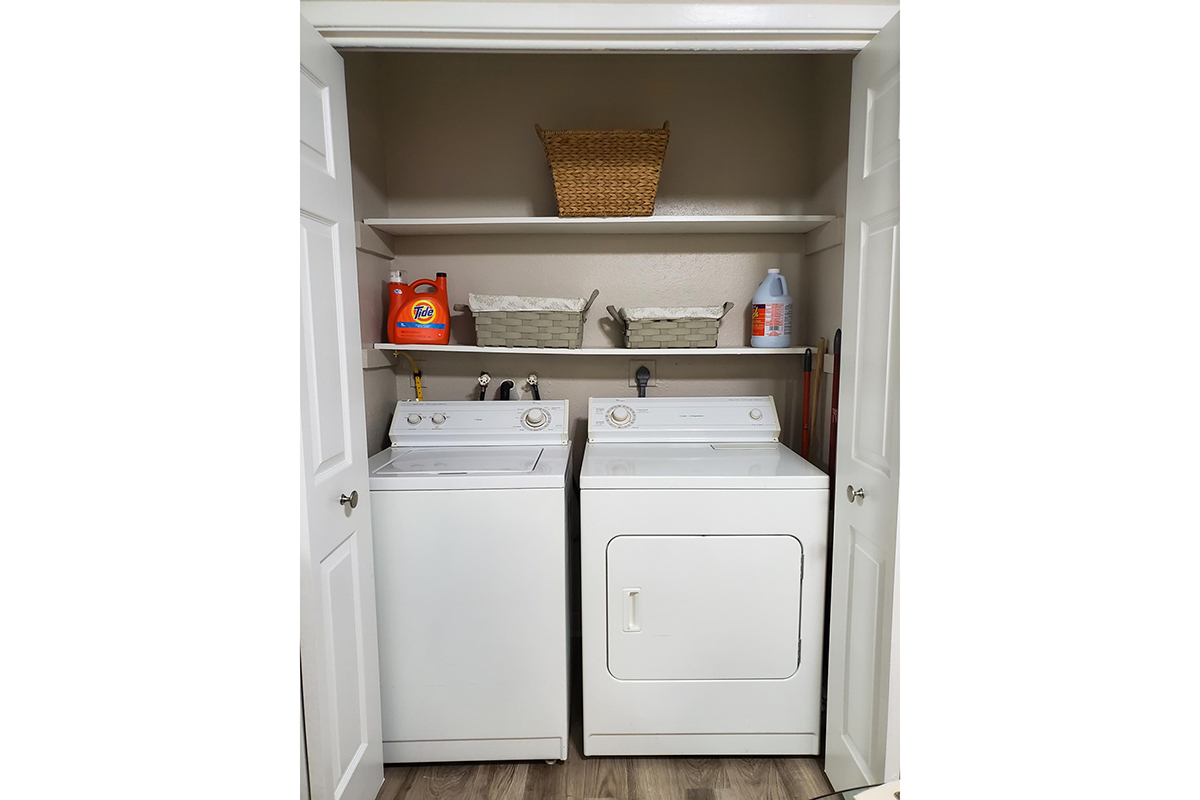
[389,400,568,447]
[588,396,779,443]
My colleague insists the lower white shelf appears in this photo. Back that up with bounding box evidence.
[373,343,816,357]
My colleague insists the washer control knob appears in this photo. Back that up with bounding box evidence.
[431,413,446,425]
[749,408,763,421]
[406,414,421,425]
[523,408,548,429]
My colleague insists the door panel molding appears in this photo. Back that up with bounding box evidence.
[851,210,899,478]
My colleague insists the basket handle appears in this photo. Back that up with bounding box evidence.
[534,123,544,141]
[606,304,626,323]
[718,302,735,320]
[581,289,600,316]
[662,120,670,132]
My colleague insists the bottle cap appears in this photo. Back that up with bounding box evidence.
[768,268,780,274]
[389,270,404,283]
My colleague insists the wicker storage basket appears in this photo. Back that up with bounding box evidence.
[536,122,670,217]
[459,290,600,349]
[607,303,735,349]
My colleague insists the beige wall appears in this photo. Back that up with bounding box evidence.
[380,53,818,218]
[346,54,401,454]
[345,51,852,462]
[799,54,853,471]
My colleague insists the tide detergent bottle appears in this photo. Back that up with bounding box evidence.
[389,272,450,345]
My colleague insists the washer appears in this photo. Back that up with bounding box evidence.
[580,396,829,757]
[368,400,571,763]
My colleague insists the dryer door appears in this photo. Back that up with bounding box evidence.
[606,535,802,680]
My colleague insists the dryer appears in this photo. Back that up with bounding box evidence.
[580,396,829,756]
[368,400,571,763]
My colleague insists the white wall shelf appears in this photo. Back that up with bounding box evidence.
[374,343,818,357]
[364,215,837,237]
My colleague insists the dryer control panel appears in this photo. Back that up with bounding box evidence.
[587,396,780,443]
[389,400,569,447]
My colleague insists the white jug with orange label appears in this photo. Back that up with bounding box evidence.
[750,269,792,348]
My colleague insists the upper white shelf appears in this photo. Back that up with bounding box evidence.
[364,215,837,237]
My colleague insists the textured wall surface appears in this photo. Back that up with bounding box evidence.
[346,54,401,454]
[800,54,853,471]
[344,51,852,461]
[380,53,818,218]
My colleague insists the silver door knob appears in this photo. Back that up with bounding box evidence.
[846,485,865,504]
[340,490,359,509]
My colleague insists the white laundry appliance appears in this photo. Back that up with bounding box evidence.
[579,396,829,757]
[368,400,571,763]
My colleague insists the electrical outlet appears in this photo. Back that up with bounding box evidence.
[406,358,427,388]
[628,360,657,388]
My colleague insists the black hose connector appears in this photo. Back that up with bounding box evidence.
[497,380,514,401]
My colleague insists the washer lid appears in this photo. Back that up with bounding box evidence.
[376,447,542,476]
[368,444,569,490]
[580,442,828,489]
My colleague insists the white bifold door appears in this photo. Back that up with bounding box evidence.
[300,15,384,800]
[825,11,900,791]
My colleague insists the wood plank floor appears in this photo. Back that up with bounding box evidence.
[376,710,832,800]
[377,752,831,800]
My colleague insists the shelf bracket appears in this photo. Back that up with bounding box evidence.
[356,222,396,260]
[803,217,845,256]
[361,347,399,370]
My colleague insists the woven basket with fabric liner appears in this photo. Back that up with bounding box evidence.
[457,290,600,349]
[535,122,670,217]
[607,303,735,349]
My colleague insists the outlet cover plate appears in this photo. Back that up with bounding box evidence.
[628,359,657,388]
[406,358,427,388]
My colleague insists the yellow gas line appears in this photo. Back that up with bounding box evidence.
[396,351,423,401]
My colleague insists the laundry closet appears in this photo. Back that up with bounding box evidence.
[347,51,853,470]
[300,6,898,800]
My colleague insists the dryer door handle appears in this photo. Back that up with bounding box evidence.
[622,588,641,632]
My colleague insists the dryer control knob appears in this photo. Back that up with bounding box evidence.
[431,413,446,425]
[406,414,422,425]
[606,405,634,427]
[749,408,763,420]
[522,408,548,429]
